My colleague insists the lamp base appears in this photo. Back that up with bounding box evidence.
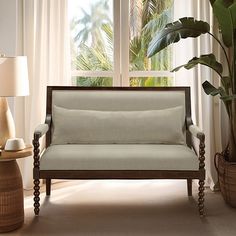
[0,97,15,149]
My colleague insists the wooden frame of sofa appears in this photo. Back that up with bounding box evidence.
[33,86,205,216]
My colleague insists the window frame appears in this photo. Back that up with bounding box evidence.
[71,0,174,86]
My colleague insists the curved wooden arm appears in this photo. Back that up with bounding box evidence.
[187,122,205,171]
[32,115,51,216]
[34,124,49,138]
[32,114,52,176]
[188,124,205,142]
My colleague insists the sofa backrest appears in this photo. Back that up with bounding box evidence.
[46,87,191,146]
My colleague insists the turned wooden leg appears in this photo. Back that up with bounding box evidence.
[46,179,51,196]
[34,179,40,215]
[187,179,192,196]
[198,180,205,217]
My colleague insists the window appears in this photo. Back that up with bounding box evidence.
[69,0,174,87]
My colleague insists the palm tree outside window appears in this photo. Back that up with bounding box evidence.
[69,0,174,87]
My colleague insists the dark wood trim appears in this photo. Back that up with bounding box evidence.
[33,168,40,179]
[33,179,40,215]
[198,180,205,217]
[184,88,192,148]
[46,179,51,196]
[39,170,204,180]
[47,86,190,92]
[46,86,192,148]
[187,179,192,196]
[45,114,52,148]
[32,132,41,215]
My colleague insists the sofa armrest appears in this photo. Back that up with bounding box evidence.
[188,124,205,141]
[33,115,51,179]
[33,114,51,139]
[187,124,205,171]
[34,124,49,138]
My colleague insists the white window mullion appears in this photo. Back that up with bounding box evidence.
[113,0,121,86]
[120,0,129,86]
[71,71,114,77]
[129,71,173,78]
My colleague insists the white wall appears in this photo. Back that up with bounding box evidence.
[0,0,18,115]
[0,0,17,55]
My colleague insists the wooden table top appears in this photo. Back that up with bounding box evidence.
[0,145,33,161]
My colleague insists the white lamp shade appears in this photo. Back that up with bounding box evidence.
[0,56,29,96]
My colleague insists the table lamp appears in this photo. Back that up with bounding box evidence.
[0,55,29,149]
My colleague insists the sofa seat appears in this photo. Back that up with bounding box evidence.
[40,144,199,171]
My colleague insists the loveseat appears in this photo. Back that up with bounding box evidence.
[33,86,205,216]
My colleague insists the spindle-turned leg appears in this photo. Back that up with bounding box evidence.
[46,179,51,196]
[34,179,40,215]
[198,180,205,217]
[187,179,192,196]
[33,134,40,215]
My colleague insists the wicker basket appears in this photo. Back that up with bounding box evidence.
[215,153,236,207]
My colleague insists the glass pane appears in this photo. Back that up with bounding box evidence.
[72,77,112,87]
[130,77,173,87]
[129,0,174,71]
[69,0,113,71]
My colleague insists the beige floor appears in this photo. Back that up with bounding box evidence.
[3,180,236,236]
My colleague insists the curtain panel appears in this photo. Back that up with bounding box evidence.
[174,0,222,190]
[16,0,71,189]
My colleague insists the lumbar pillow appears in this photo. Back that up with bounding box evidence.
[52,105,185,145]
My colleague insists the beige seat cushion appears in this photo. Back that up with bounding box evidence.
[40,144,199,171]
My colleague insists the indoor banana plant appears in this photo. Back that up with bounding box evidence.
[147,0,236,162]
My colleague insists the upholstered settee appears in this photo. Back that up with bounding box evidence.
[33,86,205,216]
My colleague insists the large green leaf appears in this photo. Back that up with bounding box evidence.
[209,0,216,5]
[171,54,223,76]
[211,0,236,47]
[221,76,231,92]
[221,94,236,101]
[202,81,226,96]
[229,3,236,30]
[147,17,210,57]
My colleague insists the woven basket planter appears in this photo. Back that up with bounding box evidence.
[215,153,236,207]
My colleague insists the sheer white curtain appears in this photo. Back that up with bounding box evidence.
[16,0,71,189]
[174,0,221,190]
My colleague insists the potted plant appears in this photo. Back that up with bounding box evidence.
[147,0,236,206]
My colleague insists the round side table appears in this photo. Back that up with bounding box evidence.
[0,145,32,233]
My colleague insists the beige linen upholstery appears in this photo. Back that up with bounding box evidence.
[34,124,49,138]
[40,144,199,171]
[189,125,204,138]
[52,106,185,145]
[52,90,186,112]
